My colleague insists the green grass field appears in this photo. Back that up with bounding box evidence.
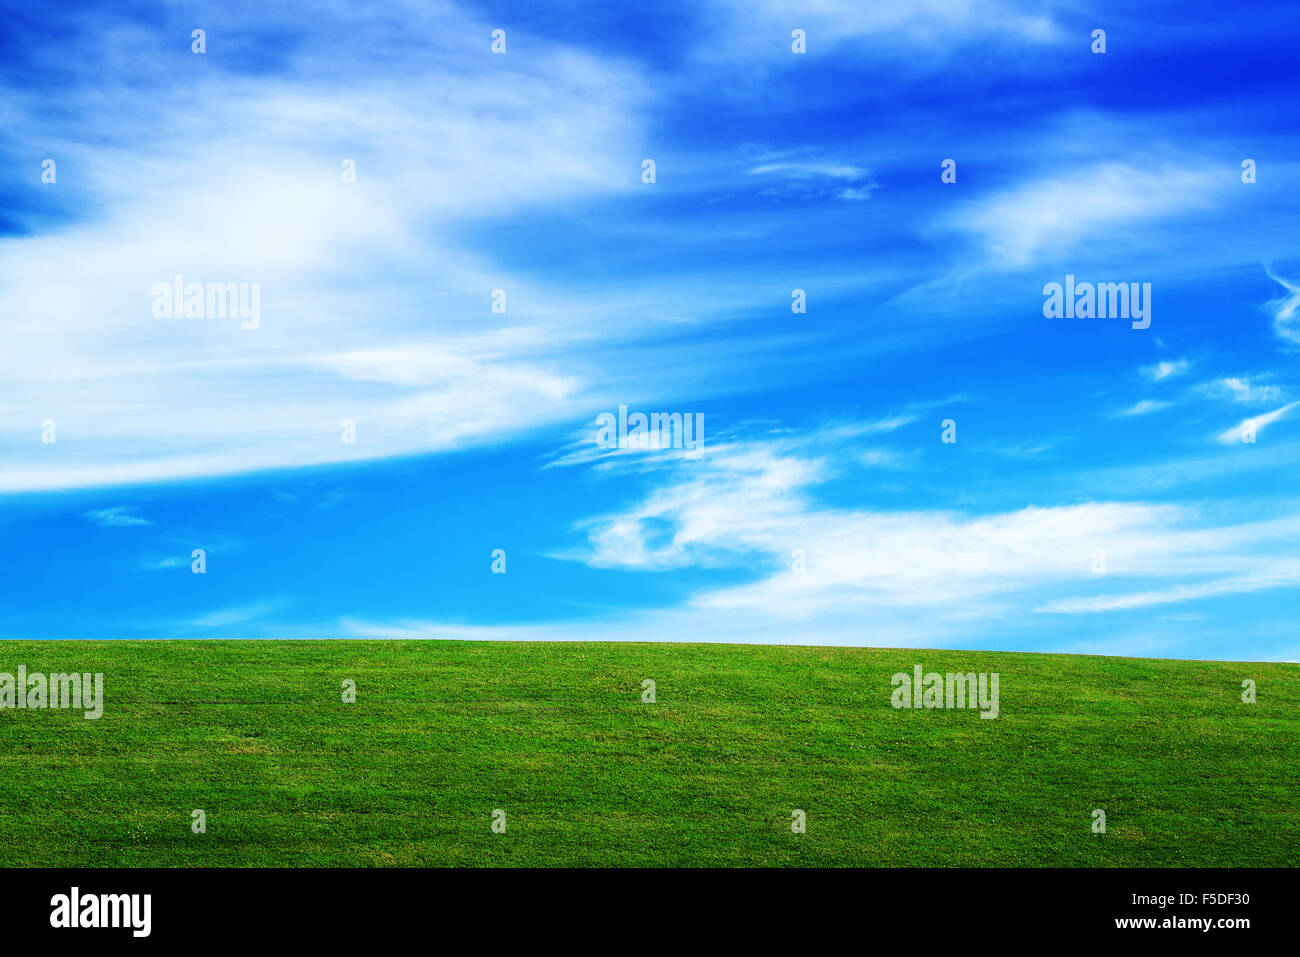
[0,640,1296,867]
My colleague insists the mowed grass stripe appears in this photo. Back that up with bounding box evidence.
[0,640,1295,866]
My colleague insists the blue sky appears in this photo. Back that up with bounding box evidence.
[2,1,1298,659]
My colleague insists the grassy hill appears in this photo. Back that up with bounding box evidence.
[0,640,1295,866]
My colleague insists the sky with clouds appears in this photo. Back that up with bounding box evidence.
[2,0,1298,660]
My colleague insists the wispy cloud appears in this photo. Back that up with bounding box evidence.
[1037,566,1300,613]
[565,422,1300,626]
[1199,376,1285,405]
[747,159,879,201]
[944,161,1223,267]
[1216,400,1300,444]
[748,162,865,179]
[1116,399,1173,417]
[0,4,661,493]
[85,506,151,528]
[1264,265,1300,346]
[1141,359,1190,382]
[187,600,286,630]
[708,0,1066,61]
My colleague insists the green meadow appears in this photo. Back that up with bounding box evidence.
[0,640,1295,867]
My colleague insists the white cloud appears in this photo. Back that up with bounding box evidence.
[337,612,947,647]
[0,6,668,494]
[1037,566,1300,613]
[944,162,1222,267]
[709,0,1066,59]
[837,186,876,201]
[187,600,286,630]
[545,411,921,474]
[84,506,151,527]
[566,423,1300,623]
[747,159,879,201]
[1264,265,1300,346]
[1216,400,1300,444]
[1199,376,1285,405]
[748,162,865,180]
[1141,359,1190,382]
[1116,399,1172,417]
